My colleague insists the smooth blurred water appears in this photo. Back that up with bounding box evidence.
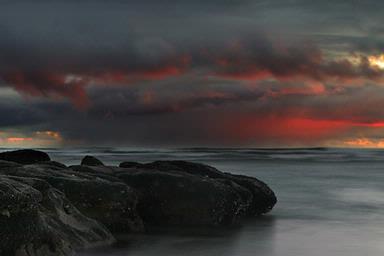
[38,147,384,256]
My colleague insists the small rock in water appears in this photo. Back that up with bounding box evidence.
[119,161,143,168]
[81,155,105,166]
[0,149,50,165]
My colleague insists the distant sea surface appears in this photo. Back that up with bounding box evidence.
[23,147,384,256]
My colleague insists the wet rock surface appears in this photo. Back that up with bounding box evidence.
[0,176,114,256]
[0,150,277,256]
[0,162,144,234]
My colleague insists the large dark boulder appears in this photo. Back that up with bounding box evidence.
[119,160,277,216]
[81,155,105,166]
[115,168,245,226]
[114,160,276,227]
[0,176,114,256]
[0,149,50,165]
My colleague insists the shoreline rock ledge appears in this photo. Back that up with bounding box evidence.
[0,149,277,256]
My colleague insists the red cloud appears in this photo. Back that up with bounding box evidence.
[2,71,90,109]
[221,114,384,146]
[94,65,186,84]
[0,54,191,109]
[1,64,187,109]
[2,39,384,111]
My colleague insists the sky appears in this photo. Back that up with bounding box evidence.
[1,0,384,148]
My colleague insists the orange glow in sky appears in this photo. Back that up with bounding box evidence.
[368,54,384,69]
[343,138,384,148]
[7,137,33,143]
[0,130,63,147]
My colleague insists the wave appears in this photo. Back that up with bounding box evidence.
[36,147,384,165]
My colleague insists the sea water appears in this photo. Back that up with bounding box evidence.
[30,147,384,256]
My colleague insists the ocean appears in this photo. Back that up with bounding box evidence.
[30,147,384,256]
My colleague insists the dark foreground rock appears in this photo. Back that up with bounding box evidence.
[0,162,144,234]
[0,150,277,256]
[0,176,114,256]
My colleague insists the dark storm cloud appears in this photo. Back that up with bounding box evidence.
[1,28,383,109]
[0,102,44,127]
[1,0,384,146]
[0,0,382,73]
[12,78,380,146]
[1,71,89,108]
[0,89,78,131]
[209,39,384,82]
[4,78,384,147]
[86,78,265,117]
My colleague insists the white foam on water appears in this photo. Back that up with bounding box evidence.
[334,188,384,205]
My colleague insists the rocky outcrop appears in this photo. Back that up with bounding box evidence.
[0,150,277,256]
[0,162,144,234]
[0,149,50,165]
[118,160,277,216]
